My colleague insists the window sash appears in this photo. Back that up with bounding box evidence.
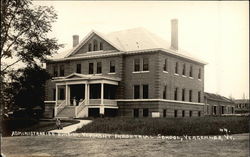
[163,59,168,71]
[59,65,64,76]
[143,85,148,99]
[110,61,115,73]
[97,62,102,74]
[143,58,149,71]
[89,63,94,74]
[175,62,178,74]
[134,85,140,99]
[134,59,140,71]
[76,64,81,73]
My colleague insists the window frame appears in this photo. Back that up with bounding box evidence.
[142,58,149,71]
[182,64,186,75]
[163,58,168,72]
[93,40,98,51]
[134,85,140,99]
[163,85,167,99]
[134,58,140,72]
[142,84,149,99]
[59,65,64,76]
[97,62,102,74]
[76,63,81,73]
[53,65,58,77]
[99,42,103,50]
[189,90,192,102]
[182,88,185,101]
[88,43,92,51]
[175,62,179,74]
[89,62,94,74]
[189,65,193,77]
[143,108,149,117]
[109,60,116,73]
[174,87,178,100]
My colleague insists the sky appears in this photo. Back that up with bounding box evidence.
[34,1,249,99]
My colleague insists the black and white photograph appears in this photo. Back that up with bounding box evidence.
[0,1,249,157]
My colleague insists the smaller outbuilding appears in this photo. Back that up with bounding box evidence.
[204,92,235,116]
[234,99,249,114]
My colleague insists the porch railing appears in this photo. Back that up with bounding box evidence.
[89,99,117,106]
[75,99,86,117]
[55,100,66,116]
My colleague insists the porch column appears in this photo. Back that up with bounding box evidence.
[85,83,88,105]
[66,84,70,105]
[100,83,104,115]
[55,84,58,106]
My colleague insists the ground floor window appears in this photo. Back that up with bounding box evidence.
[213,106,217,115]
[163,109,167,117]
[143,108,149,117]
[182,110,185,117]
[189,111,192,117]
[174,110,178,117]
[134,108,139,118]
[198,111,201,117]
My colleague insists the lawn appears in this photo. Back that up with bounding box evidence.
[2,133,249,157]
[76,116,249,136]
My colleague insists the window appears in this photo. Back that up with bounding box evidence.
[110,60,115,73]
[198,68,201,79]
[76,64,81,73]
[89,63,94,74]
[182,89,185,101]
[182,110,185,117]
[189,90,192,102]
[134,59,140,72]
[175,62,179,74]
[163,109,167,117]
[134,85,140,99]
[213,106,217,115]
[189,111,192,117]
[53,65,58,77]
[97,62,102,74]
[163,85,167,99]
[59,65,64,76]
[99,42,103,50]
[59,88,65,100]
[93,40,98,51]
[53,89,56,100]
[174,110,178,117]
[143,85,149,99]
[88,43,92,51]
[198,91,201,103]
[143,58,149,71]
[189,65,193,77]
[163,59,168,71]
[174,87,178,100]
[198,111,201,117]
[221,106,225,114]
[134,109,139,118]
[143,108,149,117]
[231,107,234,114]
[182,64,186,75]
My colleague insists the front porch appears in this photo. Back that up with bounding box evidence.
[53,73,121,118]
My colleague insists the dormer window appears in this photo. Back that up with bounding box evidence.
[100,42,103,50]
[88,43,92,51]
[93,40,98,51]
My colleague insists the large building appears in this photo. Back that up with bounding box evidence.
[44,19,206,118]
[204,92,235,116]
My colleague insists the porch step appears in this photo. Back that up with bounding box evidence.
[56,106,76,118]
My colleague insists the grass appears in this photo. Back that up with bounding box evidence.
[2,134,249,157]
[75,116,249,136]
[1,118,79,136]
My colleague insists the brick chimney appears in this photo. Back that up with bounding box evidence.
[171,19,178,50]
[73,35,79,48]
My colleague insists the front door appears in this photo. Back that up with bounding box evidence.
[70,84,85,105]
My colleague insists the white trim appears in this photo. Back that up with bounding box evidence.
[182,75,187,78]
[189,77,194,79]
[163,71,168,74]
[44,101,56,103]
[174,73,179,76]
[116,99,204,105]
[95,73,102,76]
[108,72,116,75]
[132,71,150,74]
[88,105,118,109]
[198,79,202,81]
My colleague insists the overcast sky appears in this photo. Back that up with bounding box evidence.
[34,1,249,99]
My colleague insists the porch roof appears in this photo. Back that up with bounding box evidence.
[52,73,121,84]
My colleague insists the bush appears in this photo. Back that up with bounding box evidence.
[75,116,249,136]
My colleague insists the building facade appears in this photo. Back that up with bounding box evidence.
[204,92,235,116]
[234,99,250,114]
[44,19,206,118]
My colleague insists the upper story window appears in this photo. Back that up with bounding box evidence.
[59,65,64,76]
[174,87,178,100]
[163,59,168,72]
[53,65,58,77]
[88,43,92,51]
[189,65,193,77]
[175,62,179,74]
[182,88,185,101]
[110,60,115,73]
[134,59,140,72]
[134,85,140,99]
[182,64,186,75]
[89,62,94,74]
[143,84,149,99]
[76,64,81,73]
[189,90,192,102]
[198,91,201,103]
[99,42,103,50]
[143,58,149,71]
[93,40,98,51]
[163,85,167,99]
[198,68,201,79]
[97,62,102,74]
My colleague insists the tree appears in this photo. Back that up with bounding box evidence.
[0,0,62,117]
[8,65,51,117]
